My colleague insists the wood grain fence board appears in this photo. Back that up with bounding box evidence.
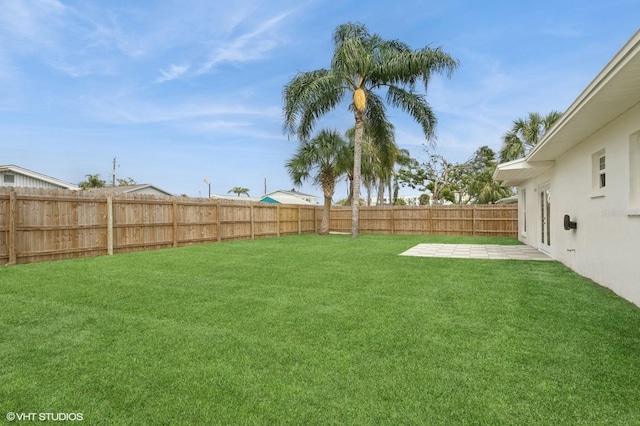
[0,193,9,263]
[9,190,17,264]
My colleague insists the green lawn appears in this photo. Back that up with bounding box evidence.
[1,234,639,425]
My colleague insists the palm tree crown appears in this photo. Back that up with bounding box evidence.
[499,111,562,163]
[286,129,349,235]
[283,22,458,237]
[228,187,250,197]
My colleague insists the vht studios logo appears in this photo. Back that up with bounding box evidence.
[6,412,83,422]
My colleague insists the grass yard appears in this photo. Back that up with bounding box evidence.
[1,234,639,425]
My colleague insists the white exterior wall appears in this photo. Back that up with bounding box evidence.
[519,103,640,307]
[517,169,554,249]
[0,171,66,189]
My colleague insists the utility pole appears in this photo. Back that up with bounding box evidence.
[111,157,117,186]
[204,178,211,198]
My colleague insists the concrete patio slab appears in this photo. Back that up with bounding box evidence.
[399,244,553,261]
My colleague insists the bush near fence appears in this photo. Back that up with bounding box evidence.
[0,188,517,265]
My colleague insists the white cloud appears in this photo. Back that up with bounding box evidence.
[198,11,293,74]
[0,0,67,44]
[156,64,190,83]
[84,94,281,125]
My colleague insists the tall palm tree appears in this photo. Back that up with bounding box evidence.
[345,120,397,206]
[499,111,562,163]
[286,129,350,235]
[283,22,458,238]
[228,187,250,197]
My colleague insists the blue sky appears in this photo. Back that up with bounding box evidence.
[1,0,638,199]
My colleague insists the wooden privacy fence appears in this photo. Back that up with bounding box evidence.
[0,188,318,265]
[331,205,517,237]
[0,188,517,265]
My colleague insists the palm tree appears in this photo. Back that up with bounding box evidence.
[345,121,397,206]
[283,22,458,238]
[499,111,562,163]
[286,129,350,235]
[476,179,512,204]
[228,187,250,197]
[78,174,106,189]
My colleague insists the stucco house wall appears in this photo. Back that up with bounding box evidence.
[496,29,640,307]
[517,103,640,305]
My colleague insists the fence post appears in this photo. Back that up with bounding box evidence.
[8,189,17,265]
[172,199,178,247]
[472,205,476,237]
[390,207,395,235]
[429,207,433,235]
[277,205,281,237]
[216,200,222,242]
[250,204,255,240]
[298,206,301,235]
[107,196,113,255]
[107,195,113,256]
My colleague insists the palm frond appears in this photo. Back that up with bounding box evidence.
[373,46,459,90]
[385,85,437,142]
[499,131,526,163]
[282,70,345,140]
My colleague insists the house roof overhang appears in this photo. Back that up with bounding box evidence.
[0,164,80,190]
[495,29,640,184]
[493,158,555,187]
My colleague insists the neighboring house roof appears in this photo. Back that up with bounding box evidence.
[86,184,174,196]
[260,196,281,204]
[495,28,640,186]
[210,194,261,202]
[0,164,80,190]
[496,195,519,204]
[260,190,316,205]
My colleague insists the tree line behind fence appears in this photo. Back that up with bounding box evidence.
[0,188,517,265]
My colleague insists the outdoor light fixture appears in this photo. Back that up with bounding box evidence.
[564,214,577,230]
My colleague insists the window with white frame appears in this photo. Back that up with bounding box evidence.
[599,155,606,188]
[591,149,606,197]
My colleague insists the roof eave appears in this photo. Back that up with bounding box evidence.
[528,29,640,162]
[0,164,80,190]
[493,159,555,187]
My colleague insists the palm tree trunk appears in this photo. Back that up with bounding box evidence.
[345,175,353,206]
[320,174,335,235]
[320,193,331,235]
[376,177,385,206]
[351,112,364,238]
[364,180,372,206]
